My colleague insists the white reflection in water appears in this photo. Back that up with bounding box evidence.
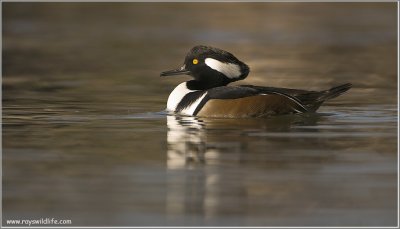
[166,115,244,168]
[167,115,206,168]
[166,115,238,221]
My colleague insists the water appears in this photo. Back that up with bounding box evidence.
[2,3,398,227]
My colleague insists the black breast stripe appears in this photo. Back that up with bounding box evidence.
[175,91,206,112]
[192,95,209,115]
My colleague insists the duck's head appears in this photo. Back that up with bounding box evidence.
[160,45,250,89]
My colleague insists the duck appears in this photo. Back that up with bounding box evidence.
[160,45,352,118]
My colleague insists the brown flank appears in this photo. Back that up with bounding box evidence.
[197,94,303,118]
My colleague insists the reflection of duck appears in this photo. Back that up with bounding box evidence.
[166,115,206,168]
[165,114,324,223]
[166,115,244,221]
[166,114,321,168]
[167,115,243,168]
[161,45,352,118]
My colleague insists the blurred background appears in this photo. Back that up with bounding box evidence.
[3,3,397,108]
[2,2,398,227]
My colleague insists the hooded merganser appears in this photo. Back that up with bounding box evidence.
[161,45,352,118]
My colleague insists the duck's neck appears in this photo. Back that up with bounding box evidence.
[186,79,229,90]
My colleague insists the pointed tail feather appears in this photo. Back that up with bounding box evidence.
[316,83,352,102]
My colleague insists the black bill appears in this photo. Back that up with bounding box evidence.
[160,65,191,77]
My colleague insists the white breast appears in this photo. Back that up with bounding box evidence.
[166,82,207,116]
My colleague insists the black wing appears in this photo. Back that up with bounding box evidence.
[240,83,352,111]
[192,86,309,115]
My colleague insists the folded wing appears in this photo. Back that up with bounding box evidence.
[194,86,309,118]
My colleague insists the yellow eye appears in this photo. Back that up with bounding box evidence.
[192,59,199,65]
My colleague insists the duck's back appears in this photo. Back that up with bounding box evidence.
[193,83,352,118]
[239,83,352,112]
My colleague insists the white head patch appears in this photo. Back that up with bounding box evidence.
[205,58,241,79]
